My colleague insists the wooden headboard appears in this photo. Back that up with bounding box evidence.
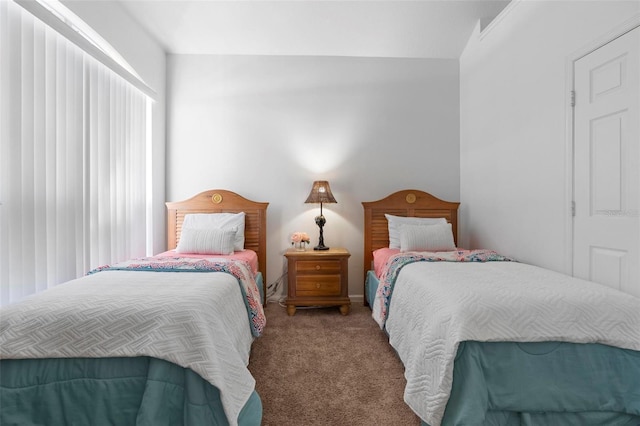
[165,189,269,290]
[362,189,460,304]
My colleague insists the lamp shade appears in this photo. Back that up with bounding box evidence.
[304,181,337,204]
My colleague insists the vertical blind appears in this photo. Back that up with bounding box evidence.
[0,0,149,306]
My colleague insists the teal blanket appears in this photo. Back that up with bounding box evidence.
[1,357,262,426]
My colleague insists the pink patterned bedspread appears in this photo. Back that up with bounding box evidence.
[156,249,259,276]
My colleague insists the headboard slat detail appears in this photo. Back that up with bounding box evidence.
[166,190,269,303]
[361,189,459,306]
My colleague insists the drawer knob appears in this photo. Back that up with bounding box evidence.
[315,265,321,270]
[316,282,321,289]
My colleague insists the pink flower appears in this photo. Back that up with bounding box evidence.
[291,232,310,244]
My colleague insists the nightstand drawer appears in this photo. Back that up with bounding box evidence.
[296,260,341,274]
[296,275,341,296]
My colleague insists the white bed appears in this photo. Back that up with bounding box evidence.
[362,189,640,426]
[1,189,269,426]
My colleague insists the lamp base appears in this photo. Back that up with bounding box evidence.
[314,214,330,251]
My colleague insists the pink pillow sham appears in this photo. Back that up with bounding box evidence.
[373,247,400,277]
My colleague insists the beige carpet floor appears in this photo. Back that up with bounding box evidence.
[248,301,421,425]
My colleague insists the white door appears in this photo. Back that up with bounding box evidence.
[573,26,640,297]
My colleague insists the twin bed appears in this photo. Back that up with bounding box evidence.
[1,189,268,426]
[362,189,640,426]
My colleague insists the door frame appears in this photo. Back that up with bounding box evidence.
[564,14,640,276]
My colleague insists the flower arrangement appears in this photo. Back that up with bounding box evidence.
[291,232,311,250]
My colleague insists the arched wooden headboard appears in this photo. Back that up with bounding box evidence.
[361,189,459,305]
[166,189,269,299]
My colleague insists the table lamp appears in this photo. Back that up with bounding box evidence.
[304,180,337,251]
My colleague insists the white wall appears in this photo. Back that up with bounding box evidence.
[460,1,639,273]
[167,55,460,300]
[64,0,168,255]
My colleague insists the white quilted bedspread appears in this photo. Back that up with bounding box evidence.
[384,261,640,426]
[0,270,256,426]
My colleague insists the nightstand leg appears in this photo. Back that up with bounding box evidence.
[339,304,350,316]
[286,305,296,316]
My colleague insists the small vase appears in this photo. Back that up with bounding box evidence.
[294,242,307,252]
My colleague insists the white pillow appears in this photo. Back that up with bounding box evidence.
[399,223,456,252]
[182,212,245,251]
[385,214,447,249]
[176,227,236,255]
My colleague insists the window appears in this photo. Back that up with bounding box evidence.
[0,0,150,305]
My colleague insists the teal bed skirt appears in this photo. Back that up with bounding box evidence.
[256,272,264,305]
[434,340,640,425]
[365,270,640,425]
[0,357,262,426]
[365,270,378,307]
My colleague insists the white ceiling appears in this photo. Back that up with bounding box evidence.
[116,0,511,58]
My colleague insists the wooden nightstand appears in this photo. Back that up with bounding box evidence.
[284,248,351,316]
